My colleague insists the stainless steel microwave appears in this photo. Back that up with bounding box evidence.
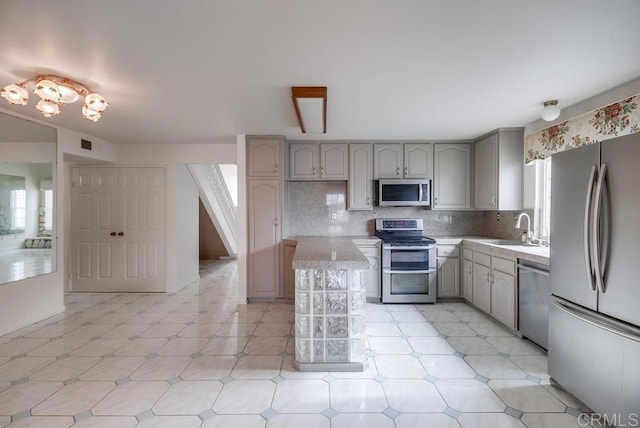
[375,179,431,207]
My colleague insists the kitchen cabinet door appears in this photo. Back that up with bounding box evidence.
[348,143,373,210]
[356,242,380,301]
[474,129,523,210]
[472,262,491,313]
[320,144,348,180]
[247,179,282,299]
[463,258,473,302]
[404,143,433,179]
[373,143,403,178]
[247,137,282,177]
[433,143,471,210]
[290,143,319,179]
[491,270,516,330]
[437,257,460,297]
[283,240,297,300]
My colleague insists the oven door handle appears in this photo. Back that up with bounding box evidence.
[383,269,437,275]
[382,245,436,250]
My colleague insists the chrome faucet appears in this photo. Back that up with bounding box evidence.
[515,213,533,243]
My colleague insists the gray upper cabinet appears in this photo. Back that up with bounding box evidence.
[433,143,471,210]
[289,143,348,180]
[247,136,282,177]
[474,129,524,211]
[348,143,373,210]
[373,143,432,179]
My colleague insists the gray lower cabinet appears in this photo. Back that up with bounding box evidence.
[354,240,380,301]
[462,249,473,302]
[436,245,460,298]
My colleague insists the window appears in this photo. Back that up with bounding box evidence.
[526,158,552,242]
[10,189,26,230]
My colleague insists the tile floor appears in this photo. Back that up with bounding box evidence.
[0,249,53,284]
[0,260,597,428]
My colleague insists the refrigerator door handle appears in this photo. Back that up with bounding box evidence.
[583,165,597,291]
[553,299,640,343]
[592,164,607,293]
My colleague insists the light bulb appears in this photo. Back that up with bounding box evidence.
[85,93,108,112]
[34,79,61,102]
[36,99,61,117]
[82,105,102,122]
[58,84,80,104]
[541,100,561,121]
[1,84,29,105]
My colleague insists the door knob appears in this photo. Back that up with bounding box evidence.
[118,232,124,236]
[110,232,116,236]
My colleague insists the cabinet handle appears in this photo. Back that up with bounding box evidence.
[366,196,370,205]
[404,166,408,176]
[275,163,279,172]
[274,218,279,227]
[110,232,116,236]
[118,232,124,236]
[396,166,400,175]
[434,197,438,206]
[320,166,324,176]
[312,166,316,175]
[492,196,496,206]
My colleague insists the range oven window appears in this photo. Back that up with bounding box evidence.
[389,272,431,295]
[389,248,430,271]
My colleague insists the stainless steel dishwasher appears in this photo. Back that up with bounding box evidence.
[518,260,550,349]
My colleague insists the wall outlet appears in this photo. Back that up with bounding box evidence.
[496,212,501,222]
[330,212,337,220]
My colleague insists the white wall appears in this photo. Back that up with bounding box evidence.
[236,135,247,303]
[175,164,200,290]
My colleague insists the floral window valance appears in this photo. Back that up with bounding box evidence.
[525,94,640,163]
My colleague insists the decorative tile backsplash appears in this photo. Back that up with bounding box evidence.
[285,181,523,240]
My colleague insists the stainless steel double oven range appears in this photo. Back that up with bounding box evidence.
[375,218,437,303]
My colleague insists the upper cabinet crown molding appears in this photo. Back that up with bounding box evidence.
[473,128,524,211]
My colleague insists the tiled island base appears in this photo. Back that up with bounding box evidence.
[294,269,368,372]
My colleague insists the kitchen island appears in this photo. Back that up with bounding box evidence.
[291,236,370,372]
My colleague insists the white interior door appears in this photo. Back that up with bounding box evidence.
[71,168,120,292]
[71,167,165,292]
[119,168,165,292]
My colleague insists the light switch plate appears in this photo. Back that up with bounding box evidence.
[330,212,337,220]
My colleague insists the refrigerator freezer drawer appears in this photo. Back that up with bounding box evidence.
[549,299,640,424]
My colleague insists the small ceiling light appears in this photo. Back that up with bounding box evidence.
[541,100,561,121]
[1,75,108,122]
[0,83,29,105]
[291,86,327,133]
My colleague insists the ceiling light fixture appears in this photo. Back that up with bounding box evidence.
[1,75,108,122]
[291,86,327,133]
[540,100,561,122]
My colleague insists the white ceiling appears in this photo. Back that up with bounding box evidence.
[1,0,639,145]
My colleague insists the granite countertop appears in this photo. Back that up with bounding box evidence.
[433,236,550,265]
[290,236,371,270]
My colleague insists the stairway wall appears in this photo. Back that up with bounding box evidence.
[199,199,229,260]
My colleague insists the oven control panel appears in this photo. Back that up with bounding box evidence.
[376,218,423,231]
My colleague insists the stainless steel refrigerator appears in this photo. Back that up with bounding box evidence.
[549,132,640,424]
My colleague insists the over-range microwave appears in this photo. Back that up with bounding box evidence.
[375,179,431,207]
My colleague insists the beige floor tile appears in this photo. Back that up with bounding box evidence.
[509,355,550,380]
[157,338,208,356]
[330,358,379,379]
[465,355,528,379]
[25,338,90,357]
[0,381,63,415]
[458,413,526,428]
[261,311,294,323]
[71,416,138,427]
[0,357,55,381]
[396,322,439,337]
[390,311,427,322]
[331,413,396,428]
[112,338,168,357]
[366,323,402,337]
[330,379,388,412]
[267,414,330,428]
[130,356,191,380]
[181,356,238,380]
[216,323,257,337]
[434,322,478,337]
[486,337,543,355]
[446,337,499,355]
[407,337,455,354]
[425,311,461,322]
[201,414,266,428]
[0,338,50,357]
[70,338,129,357]
[0,382,9,393]
[253,323,292,337]
[24,323,83,338]
[153,380,222,415]
[232,355,283,379]
[375,355,427,379]
[0,415,8,427]
[62,323,115,338]
[395,414,460,428]
[32,381,114,415]
[30,356,100,381]
[136,415,203,428]
[79,356,146,381]
[489,379,566,413]
[201,337,248,355]
[91,381,169,415]
[272,379,329,413]
[436,379,506,412]
[212,380,276,414]
[419,355,477,379]
[178,323,221,338]
[139,323,186,338]
[368,337,413,355]
[101,324,152,338]
[521,413,584,428]
[92,312,137,324]
[244,337,287,355]
[467,322,514,337]
[5,416,74,428]
[160,312,200,324]
[384,379,447,412]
